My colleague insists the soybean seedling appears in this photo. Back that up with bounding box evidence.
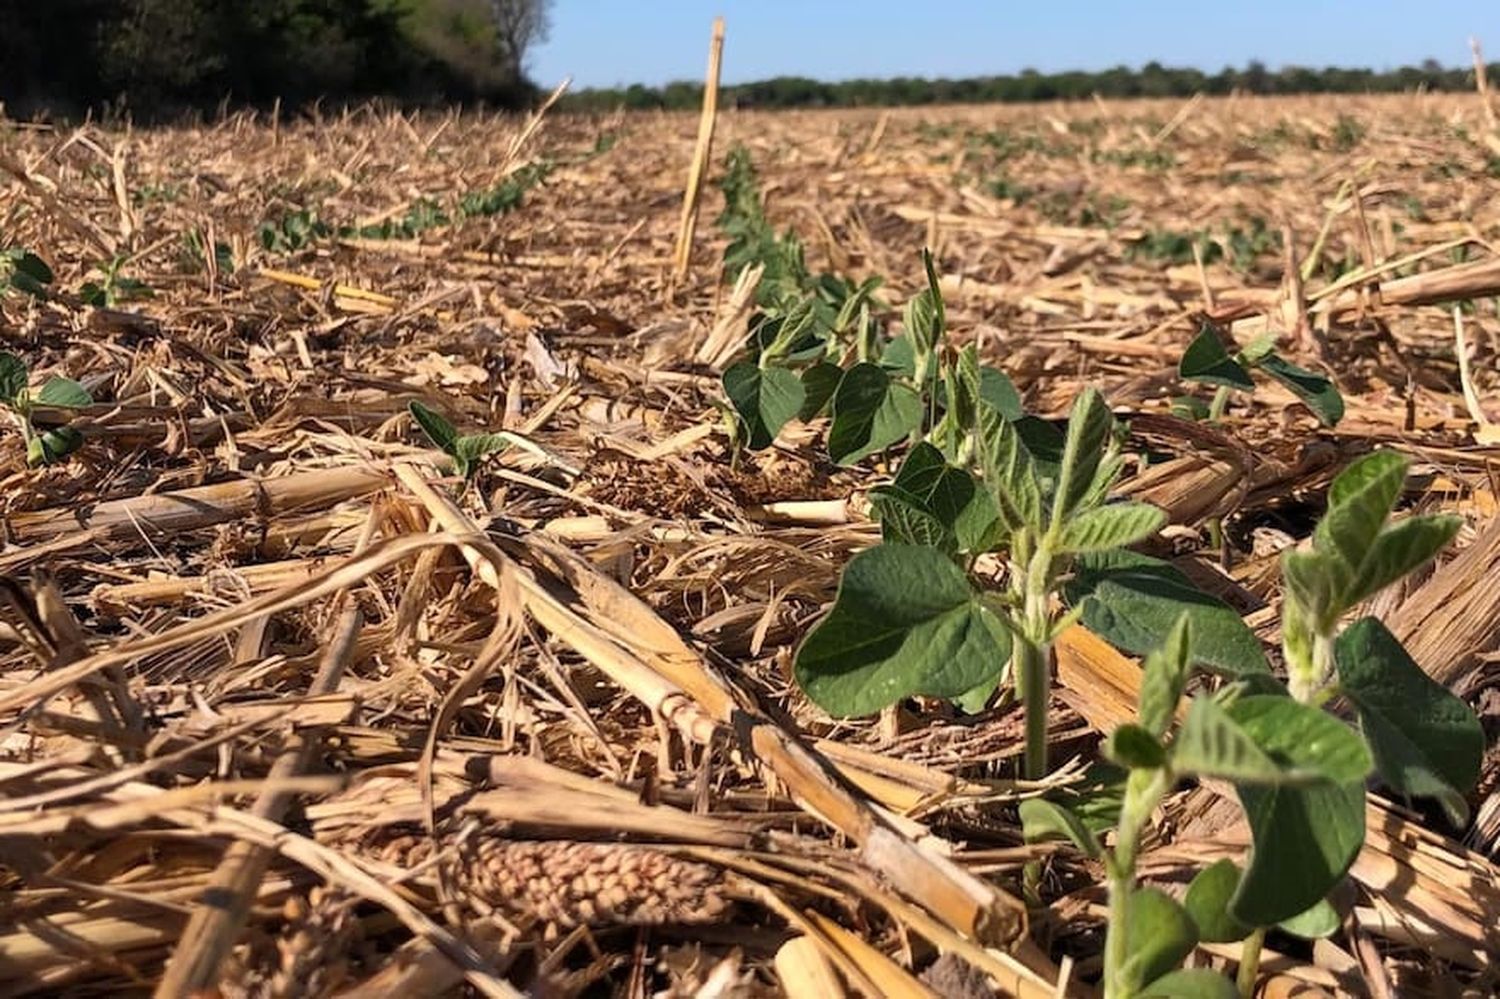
[0,352,94,466]
[789,254,1271,790]
[408,401,509,482]
[1023,450,1481,998]
[1176,320,1343,427]
[795,380,1169,781]
[80,255,154,307]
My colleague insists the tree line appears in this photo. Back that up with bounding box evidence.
[561,59,1495,112]
[0,0,551,120]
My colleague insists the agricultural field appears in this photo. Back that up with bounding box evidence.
[0,91,1498,996]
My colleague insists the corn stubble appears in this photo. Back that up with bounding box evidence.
[0,90,1497,998]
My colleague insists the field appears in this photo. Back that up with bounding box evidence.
[1,92,1498,996]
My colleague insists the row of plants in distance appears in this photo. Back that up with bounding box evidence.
[259,161,553,252]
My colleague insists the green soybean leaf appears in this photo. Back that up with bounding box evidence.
[1277,897,1340,939]
[827,362,923,466]
[877,333,916,377]
[756,299,826,363]
[33,377,92,408]
[1316,450,1407,567]
[1239,331,1278,363]
[1018,798,1101,859]
[904,289,941,356]
[903,251,944,354]
[797,362,843,421]
[1343,514,1462,607]
[1138,969,1239,999]
[1179,325,1253,390]
[28,426,84,466]
[953,675,1000,714]
[1057,761,1128,833]
[793,544,1011,716]
[1227,695,1373,785]
[1336,617,1483,824]
[1105,723,1167,769]
[1013,414,1065,470]
[724,361,805,451]
[1138,614,1193,737]
[1280,548,1346,630]
[922,248,944,331]
[1051,388,1113,526]
[1056,501,1165,554]
[1253,351,1343,426]
[979,365,1023,420]
[977,404,1042,531]
[1183,859,1252,943]
[1171,696,1283,783]
[887,443,971,514]
[944,344,983,436]
[871,443,998,553]
[408,400,459,452]
[13,250,54,285]
[1121,888,1199,993]
[0,352,28,406]
[451,433,509,480]
[1065,550,1270,678]
[1231,779,1364,926]
[8,251,53,296]
[869,485,952,551]
[1080,446,1127,513]
[1328,449,1406,511]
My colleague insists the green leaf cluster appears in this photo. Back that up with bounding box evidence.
[794,380,1168,721]
[1178,321,1343,427]
[718,148,991,466]
[1025,452,1478,995]
[1302,452,1458,619]
[0,352,93,466]
[80,254,155,307]
[408,400,508,481]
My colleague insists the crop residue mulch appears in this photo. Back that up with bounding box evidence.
[0,94,1498,996]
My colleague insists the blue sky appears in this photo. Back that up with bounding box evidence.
[531,1,1493,89]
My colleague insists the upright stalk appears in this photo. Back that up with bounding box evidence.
[1015,538,1057,908]
[1236,928,1266,999]
[1208,385,1231,423]
[1102,767,1170,998]
[1248,624,1334,991]
[1015,539,1057,781]
[1015,636,1049,781]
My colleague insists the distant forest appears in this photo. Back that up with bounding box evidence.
[562,59,1496,112]
[0,0,550,120]
[1,4,1491,122]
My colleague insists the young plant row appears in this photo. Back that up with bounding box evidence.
[745,221,1479,989]
[259,161,553,252]
[2,247,154,308]
[792,363,1478,994]
[716,145,1025,467]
